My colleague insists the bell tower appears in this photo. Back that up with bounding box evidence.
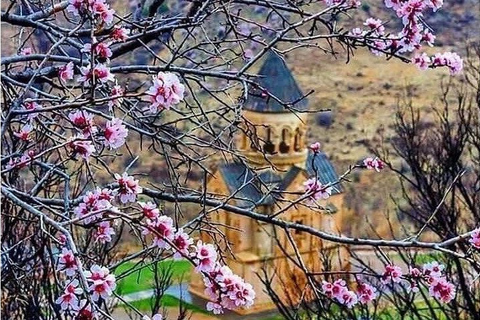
[238,51,309,170]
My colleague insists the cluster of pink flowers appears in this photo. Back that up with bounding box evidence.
[95,221,116,243]
[108,85,124,109]
[470,228,480,249]
[381,264,403,283]
[103,117,128,149]
[363,157,385,172]
[346,0,463,74]
[79,63,115,84]
[143,215,175,249]
[59,62,74,82]
[85,265,117,301]
[110,26,129,42]
[67,0,115,25]
[115,172,142,203]
[322,0,361,9]
[203,264,256,314]
[55,261,116,317]
[383,261,456,303]
[139,201,255,314]
[69,110,97,137]
[55,279,83,310]
[82,40,113,60]
[303,178,332,200]
[413,51,463,75]
[58,248,79,276]
[69,138,96,159]
[322,279,376,308]
[146,72,185,112]
[22,101,42,120]
[139,201,160,219]
[73,187,115,230]
[13,123,33,141]
[20,47,33,55]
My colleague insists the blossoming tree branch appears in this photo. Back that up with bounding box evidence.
[1,0,479,319]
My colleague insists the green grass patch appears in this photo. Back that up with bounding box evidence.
[123,295,208,314]
[114,260,192,295]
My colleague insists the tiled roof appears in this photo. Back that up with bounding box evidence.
[305,151,343,195]
[217,152,341,207]
[244,51,309,113]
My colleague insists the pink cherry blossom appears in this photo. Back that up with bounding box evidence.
[67,0,83,16]
[321,280,335,298]
[76,300,93,319]
[79,64,115,84]
[14,123,33,141]
[309,142,321,153]
[364,18,385,34]
[108,85,124,109]
[413,52,431,71]
[384,0,402,10]
[115,172,142,203]
[192,241,218,273]
[202,264,255,312]
[356,282,377,304]
[469,228,480,249]
[322,279,348,301]
[426,0,443,12]
[144,215,175,249]
[56,279,82,310]
[103,118,128,149]
[73,188,114,224]
[431,52,463,75]
[226,279,255,308]
[363,157,385,172]
[428,277,455,303]
[139,201,160,220]
[146,72,185,112]
[70,139,95,159]
[406,267,422,292]
[85,264,116,301]
[92,0,115,25]
[349,27,365,37]
[111,26,129,42]
[83,41,112,59]
[58,233,67,245]
[338,289,358,308]
[206,302,224,314]
[381,264,403,284]
[22,101,41,120]
[69,110,97,136]
[323,0,360,8]
[370,40,389,56]
[422,31,435,46]
[95,221,115,243]
[172,228,193,259]
[20,47,33,55]
[303,178,332,200]
[423,261,444,279]
[57,248,78,276]
[59,62,74,82]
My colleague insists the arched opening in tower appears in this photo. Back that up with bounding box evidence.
[279,128,291,154]
[263,127,275,154]
[293,128,302,152]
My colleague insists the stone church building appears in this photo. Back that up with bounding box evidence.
[189,51,349,314]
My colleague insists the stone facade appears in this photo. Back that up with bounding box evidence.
[189,52,350,314]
